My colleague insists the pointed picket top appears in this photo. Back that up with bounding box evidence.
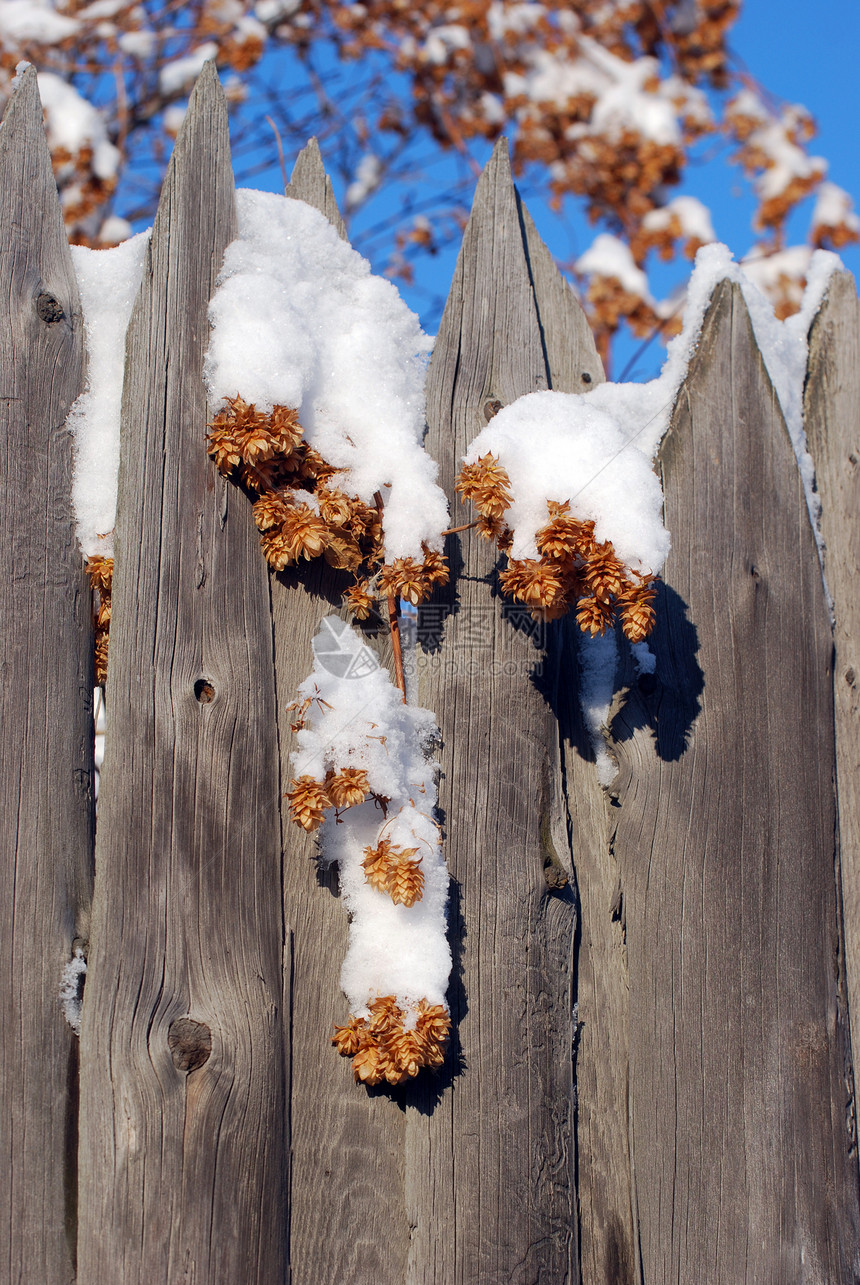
[0,65,77,287]
[804,267,860,1101]
[609,276,860,1279]
[516,197,604,393]
[425,136,548,485]
[0,52,92,1285]
[148,59,235,246]
[287,136,347,239]
[0,61,39,130]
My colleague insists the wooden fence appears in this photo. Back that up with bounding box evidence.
[2,60,859,1283]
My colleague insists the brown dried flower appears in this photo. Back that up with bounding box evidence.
[362,837,424,906]
[332,995,451,1087]
[327,768,370,809]
[286,775,331,831]
[86,555,113,685]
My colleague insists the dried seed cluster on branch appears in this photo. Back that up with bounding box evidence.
[3,0,856,369]
[208,394,448,619]
[332,996,450,1087]
[457,456,657,641]
[85,555,113,684]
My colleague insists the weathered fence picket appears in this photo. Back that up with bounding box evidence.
[76,65,287,1281]
[0,65,92,1285]
[411,138,596,1282]
[2,59,860,1284]
[804,272,860,1090]
[609,280,860,1279]
[276,141,410,1283]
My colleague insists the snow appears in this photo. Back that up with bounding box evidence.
[0,1,78,44]
[463,393,669,576]
[585,48,679,148]
[98,214,132,244]
[118,28,157,58]
[576,233,652,298]
[642,195,715,245]
[37,73,120,180]
[291,617,450,1017]
[254,0,301,19]
[812,182,860,237]
[66,230,150,558]
[59,949,87,1035]
[205,188,449,560]
[345,152,382,211]
[422,22,471,64]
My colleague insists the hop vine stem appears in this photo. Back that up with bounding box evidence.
[374,491,407,703]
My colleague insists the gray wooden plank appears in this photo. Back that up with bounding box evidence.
[517,181,643,1285]
[0,66,92,1285]
[277,135,407,1283]
[804,271,860,1101]
[76,63,288,1283]
[611,280,860,1280]
[411,137,578,1284]
[286,138,348,240]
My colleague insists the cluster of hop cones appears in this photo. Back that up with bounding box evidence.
[332,995,450,1087]
[455,453,657,641]
[85,555,113,684]
[286,771,426,909]
[207,395,448,617]
[288,763,441,1082]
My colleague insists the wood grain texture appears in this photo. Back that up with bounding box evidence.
[804,271,860,1098]
[611,281,860,1281]
[412,138,579,1284]
[77,64,288,1284]
[278,137,408,1283]
[286,138,348,240]
[0,66,92,1285]
[520,175,638,1285]
[557,623,641,1285]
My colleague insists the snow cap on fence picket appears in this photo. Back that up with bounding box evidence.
[205,188,449,562]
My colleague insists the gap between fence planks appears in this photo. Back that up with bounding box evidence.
[0,65,94,1285]
[804,271,860,1101]
[608,280,860,1281]
[411,137,592,1284]
[77,65,288,1283]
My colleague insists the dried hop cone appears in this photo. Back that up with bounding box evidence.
[618,578,657,642]
[332,995,451,1087]
[362,837,424,907]
[327,768,370,810]
[86,556,113,685]
[286,775,331,831]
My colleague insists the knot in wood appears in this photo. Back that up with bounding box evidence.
[194,678,215,703]
[35,292,65,324]
[168,1017,212,1073]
